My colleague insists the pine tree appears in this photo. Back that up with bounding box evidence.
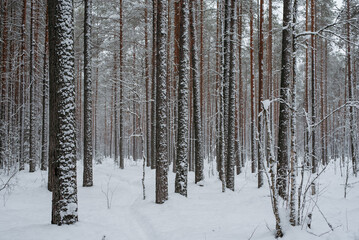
[289,0,298,226]
[19,0,27,171]
[155,0,168,204]
[257,0,264,188]
[145,0,151,167]
[175,0,189,197]
[190,0,204,185]
[41,10,49,171]
[0,0,8,170]
[277,0,293,200]
[119,0,124,170]
[83,0,93,187]
[151,0,157,170]
[310,0,316,174]
[226,0,235,191]
[48,0,78,225]
[249,0,256,174]
[29,0,36,173]
[347,0,357,176]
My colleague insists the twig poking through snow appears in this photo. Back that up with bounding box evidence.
[248,225,259,240]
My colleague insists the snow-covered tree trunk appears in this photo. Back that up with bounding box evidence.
[189,0,204,185]
[257,0,264,189]
[113,52,118,165]
[263,101,283,238]
[48,0,78,225]
[151,0,157,170]
[83,0,93,186]
[41,13,49,171]
[276,0,293,200]
[289,0,298,226]
[249,0,256,174]
[310,0,316,174]
[144,0,151,167]
[226,0,235,191]
[19,0,27,171]
[347,0,357,176]
[237,0,244,174]
[218,0,228,183]
[0,0,9,170]
[119,0,124,170]
[29,0,36,173]
[175,0,189,196]
[155,0,168,204]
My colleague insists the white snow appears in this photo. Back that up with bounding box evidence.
[0,159,358,240]
[262,99,271,111]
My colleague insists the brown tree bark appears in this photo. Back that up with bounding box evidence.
[145,0,151,167]
[257,0,264,188]
[249,0,256,174]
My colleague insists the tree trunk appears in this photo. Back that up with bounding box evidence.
[310,0,316,174]
[49,0,78,225]
[155,0,168,204]
[257,0,264,188]
[151,0,158,170]
[225,0,235,191]
[29,0,36,173]
[276,0,292,200]
[41,10,49,171]
[119,0,124,169]
[0,0,8,170]
[289,0,298,226]
[175,0,189,196]
[83,0,93,187]
[347,0,357,176]
[189,0,204,185]
[249,0,256,174]
[145,0,151,167]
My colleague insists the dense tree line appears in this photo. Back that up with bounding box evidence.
[0,0,358,237]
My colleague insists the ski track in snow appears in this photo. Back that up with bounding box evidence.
[0,158,359,240]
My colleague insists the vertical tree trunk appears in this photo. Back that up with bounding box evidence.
[226,0,235,191]
[289,0,298,226]
[119,0,124,169]
[236,0,243,175]
[113,51,118,165]
[347,0,356,176]
[175,0,189,197]
[215,0,220,175]
[49,0,78,225]
[41,9,49,171]
[172,0,181,173]
[29,0,36,173]
[267,0,273,167]
[83,0,93,187]
[151,0,158,169]
[145,0,151,167]
[19,0,27,171]
[155,0,168,204]
[249,0,256,174]
[190,0,204,185]
[310,0,316,174]
[276,0,292,200]
[0,0,8,170]
[257,0,264,188]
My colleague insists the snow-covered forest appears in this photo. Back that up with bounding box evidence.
[0,0,359,239]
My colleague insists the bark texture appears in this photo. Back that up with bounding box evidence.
[48,0,78,225]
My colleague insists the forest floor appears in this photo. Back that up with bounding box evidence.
[0,158,358,240]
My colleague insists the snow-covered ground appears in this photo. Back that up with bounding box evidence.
[1,158,358,240]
